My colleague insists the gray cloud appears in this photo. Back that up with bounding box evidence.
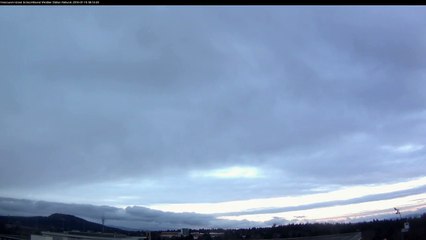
[0,197,261,230]
[0,7,425,213]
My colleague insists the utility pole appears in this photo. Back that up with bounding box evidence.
[102,215,105,233]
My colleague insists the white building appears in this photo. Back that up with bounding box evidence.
[31,232,146,240]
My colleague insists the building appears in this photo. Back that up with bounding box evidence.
[209,233,225,239]
[159,232,180,239]
[0,235,27,240]
[189,232,203,240]
[31,231,146,240]
[180,229,190,238]
[159,229,190,239]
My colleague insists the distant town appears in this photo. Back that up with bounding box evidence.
[1,213,426,240]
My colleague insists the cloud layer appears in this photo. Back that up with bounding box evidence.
[0,7,426,228]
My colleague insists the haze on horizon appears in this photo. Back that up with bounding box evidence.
[1,6,426,230]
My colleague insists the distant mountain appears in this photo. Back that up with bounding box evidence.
[0,213,129,235]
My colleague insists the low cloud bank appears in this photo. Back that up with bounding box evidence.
[0,197,262,230]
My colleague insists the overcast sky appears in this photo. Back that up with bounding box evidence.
[1,7,426,230]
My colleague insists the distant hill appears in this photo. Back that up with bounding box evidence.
[0,213,129,235]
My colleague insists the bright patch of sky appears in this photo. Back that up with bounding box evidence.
[149,176,426,215]
[191,166,262,179]
[218,193,426,222]
[381,144,424,153]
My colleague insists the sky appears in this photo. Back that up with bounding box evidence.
[1,6,426,230]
